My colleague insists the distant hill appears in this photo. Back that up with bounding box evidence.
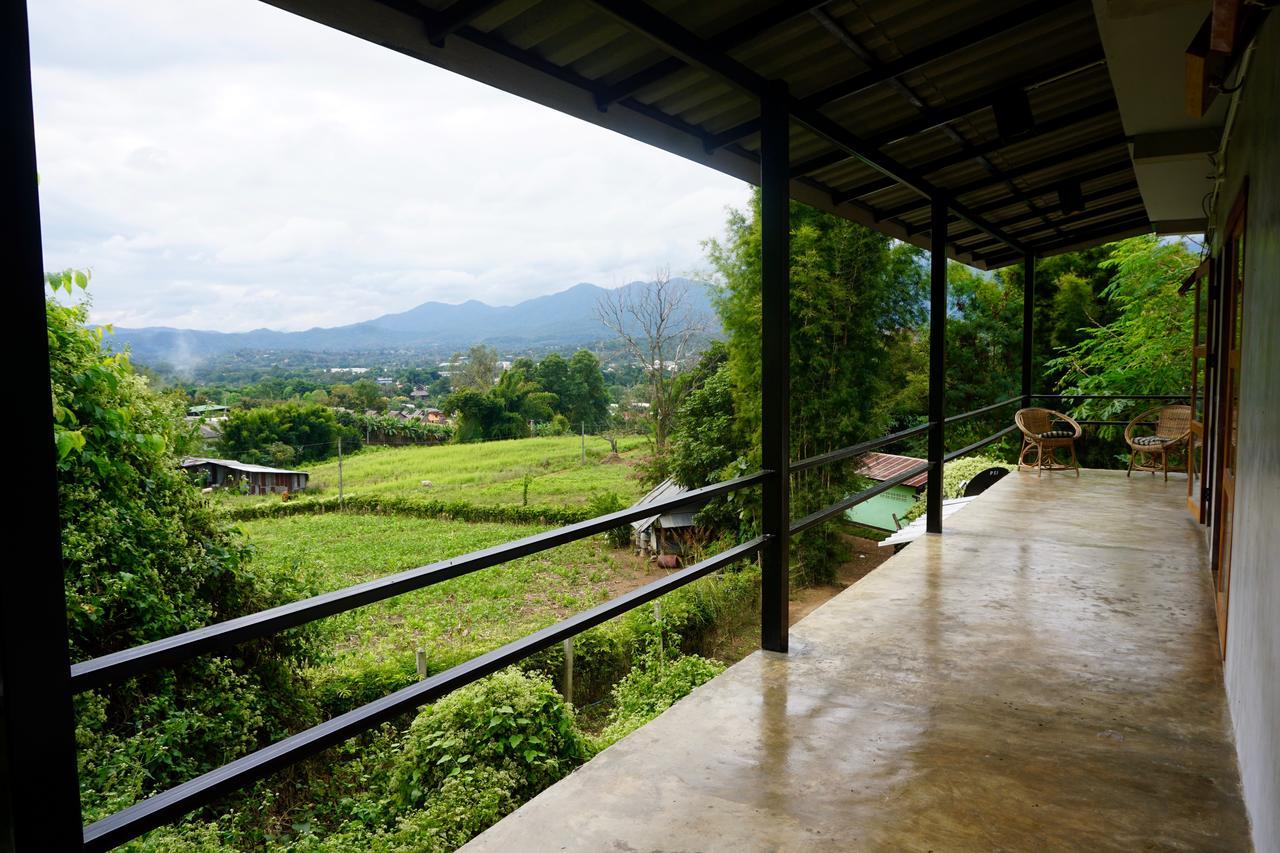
[107,278,718,369]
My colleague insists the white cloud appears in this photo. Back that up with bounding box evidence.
[29,0,749,332]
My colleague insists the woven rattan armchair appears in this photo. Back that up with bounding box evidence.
[1015,408,1082,476]
[1125,405,1191,481]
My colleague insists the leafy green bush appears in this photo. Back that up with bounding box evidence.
[392,669,590,811]
[597,652,724,747]
[219,402,344,464]
[900,454,1015,523]
[585,491,631,548]
[287,765,518,853]
[47,275,320,821]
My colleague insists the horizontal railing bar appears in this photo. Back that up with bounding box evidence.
[789,423,931,474]
[789,462,931,536]
[943,395,1022,425]
[1033,393,1190,400]
[70,470,770,693]
[1078,420,1156,427]
[943,424,1019,463]
[81,535,768,851]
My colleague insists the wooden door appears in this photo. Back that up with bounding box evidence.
[1212,188,1247,657]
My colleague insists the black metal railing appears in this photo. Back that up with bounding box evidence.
[787,395,1026,537]
[81,391,1155,848]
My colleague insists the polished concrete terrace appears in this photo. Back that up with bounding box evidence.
[466,469,1250,852]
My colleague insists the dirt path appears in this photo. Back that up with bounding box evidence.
[788,533,893,625]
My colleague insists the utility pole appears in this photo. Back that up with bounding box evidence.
[337,437,344,510]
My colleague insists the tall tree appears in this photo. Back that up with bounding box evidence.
[1047,235,1197,429]
[564,349,611,431]
[455,345,502,392]
[596,269,706,460]
[535,353,572,407]
[705,192,926,583]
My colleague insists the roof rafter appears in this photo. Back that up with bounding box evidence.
[582,0,1028,254]
[423,0,506,47]
[877,136,1128,220]
[823,99,1116,200]
[594,0,831,111]
[708,45,1104,151]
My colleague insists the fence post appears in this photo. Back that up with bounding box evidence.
[2,1,85,845]
[759,79,791,653]
[415,648,427,681]
[926,195,948,535]
[561,638,574,703]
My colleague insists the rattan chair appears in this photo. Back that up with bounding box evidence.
[1125,405,1191,481]
[1015,408,1082,476]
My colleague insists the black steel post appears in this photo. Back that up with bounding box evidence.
[1022,252,1035,407]
[759,80,790,652]
[926,196,947,535]
[2,1,85,848]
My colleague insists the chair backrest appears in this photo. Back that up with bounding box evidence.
[1156,405,1192,439]
[1015,407,1052,435]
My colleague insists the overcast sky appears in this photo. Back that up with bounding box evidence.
[28,0,750,332]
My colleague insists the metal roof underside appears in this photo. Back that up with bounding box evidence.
[264,0,1151,270]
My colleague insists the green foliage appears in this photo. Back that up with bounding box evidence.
[450,344,502,392]
[597,653,724,747]
[564,349,612,430]
[47,278,318,821]
[900,455,1014,523]
[1048,236,1197,436]
[223,492,596,526]
[443,352,611,442]
[219,402,345,464]
[393,670,590,809]
[585,491,631,547]
[330,378,388,413]
[346,412,454,445]
[705,192,926,583]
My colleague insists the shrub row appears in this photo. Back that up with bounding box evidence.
[221,494,595,527]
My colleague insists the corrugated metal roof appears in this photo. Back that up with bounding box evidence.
[630,476,700,532]
[267,0,1149,269]
[856,452,929,489]
[180,457,309,476]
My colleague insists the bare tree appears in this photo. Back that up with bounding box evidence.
[596,268,706,455]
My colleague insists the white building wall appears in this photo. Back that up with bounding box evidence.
[1218,16,1280,851]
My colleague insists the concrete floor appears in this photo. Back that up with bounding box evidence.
[465,470,1251,852]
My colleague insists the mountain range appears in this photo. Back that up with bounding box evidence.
[107,278,718,369]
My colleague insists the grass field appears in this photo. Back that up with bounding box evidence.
[294,435,650,506]
[241,513,657,693]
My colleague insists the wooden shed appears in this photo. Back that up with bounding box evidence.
[180,457,308,496]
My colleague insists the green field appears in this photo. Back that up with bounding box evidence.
[241,512,656,697]
[296,435,649,506]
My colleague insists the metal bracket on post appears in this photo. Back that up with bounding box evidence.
[926,195,948,535]
[759,79,790,653]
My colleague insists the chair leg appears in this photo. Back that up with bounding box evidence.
[1070,441,1080,477]
[1163,450,1169,482]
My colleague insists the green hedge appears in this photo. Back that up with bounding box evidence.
[221,494,594,527]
